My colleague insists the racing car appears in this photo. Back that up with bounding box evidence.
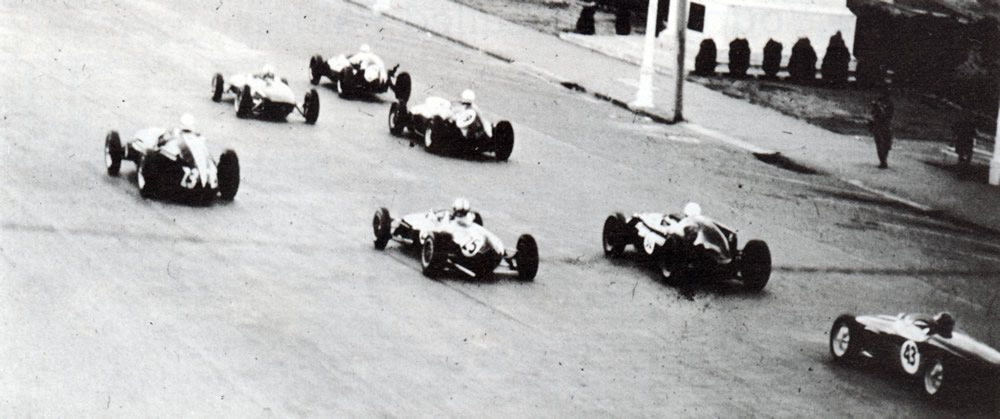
[601,203,771,290]
[371,199,538,281]
[211,66,319,124]
[103,117,239,203]
[388,89,515,161]
[308,44,412,100]
[830,312,1000,399]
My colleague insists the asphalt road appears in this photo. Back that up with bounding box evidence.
[3,0,1000,417]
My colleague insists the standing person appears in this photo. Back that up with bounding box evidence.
[952,112,977,167]
[869,83,895,169]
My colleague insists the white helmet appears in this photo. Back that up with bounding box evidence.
[683,202,702,217]
[180,113,196,131]
[461,89,476,104]
[359,44,371,53]
[452,198,471,217]
[261,64,275,78]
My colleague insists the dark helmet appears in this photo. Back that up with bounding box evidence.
[934,312,955,337]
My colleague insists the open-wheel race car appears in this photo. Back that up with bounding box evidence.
[829,312,1000,399]
[372,199,538,281]
[211,66,319,124]
[103,117,239,203]
[309,44,412,100]
[388,89,515,161]
[601,203,771,290]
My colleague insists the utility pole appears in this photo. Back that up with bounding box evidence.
[991,101,1000,185]
[673,0,688,122]
[631,0,660,109]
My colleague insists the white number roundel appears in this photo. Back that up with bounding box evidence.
[900,340,920,375]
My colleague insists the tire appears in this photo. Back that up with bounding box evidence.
[303,89,320,125]
[104,130,123,176]
[739,240,771,291]
[515,234,539,281]
[424,117,446,153]
[472,212,483,226]
[336,78,346,98]
[373,207,392,250]
[493,120,514,161]
[922,358,946,398]
[830,315,863,363]
[388,102,405,136]
[211,73,224,102]
[659,252,687,287]
[217,149,240,201]
[392,71,412,102]
[309,55,324,85]
[236,84,253,118]
[420,234,445,277]
[602,212,627,257]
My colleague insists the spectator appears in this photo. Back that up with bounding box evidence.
[869,83,894,169]
[952,112,977,167]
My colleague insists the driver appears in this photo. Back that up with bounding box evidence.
[933,312,955,338]
[449,198,475,224]
[349,44,380,68]
[259,64,277,81]
[450,89,483,130]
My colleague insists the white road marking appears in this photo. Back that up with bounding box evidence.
[844,179,933,212]
[681,122,773,154]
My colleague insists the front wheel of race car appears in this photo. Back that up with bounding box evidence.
[236,85,253,118]
[421,234,445,278]
[104,131,124,176]
[473,212,484,226]
[602,212,627,257]
[514,234,539,282]
[388,102,405,136]
[211,73,224,102]
[392,71,412,102]
[309,55,325,85]
[373,207,392,250]
[303,89,320,125]
[739,240,771,291]
[493,120,515,162]
[217,149,240,201]
[830,315,863,363]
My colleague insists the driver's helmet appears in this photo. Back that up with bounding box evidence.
[452,198,471,219]
[261,64,276,80]
[180,113,196,132]
[359,44,371,54]
[460,89,476,105]
[683,202,702,218]
[934,312,955,337]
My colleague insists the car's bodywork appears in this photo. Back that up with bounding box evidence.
[830,312,1000,398]
[372,207,538,281]
[104,127,239,203]
[212,72,319,124]
[601,209,771,290]
[388,97,515,161]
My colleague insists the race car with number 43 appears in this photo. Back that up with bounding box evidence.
[601,203,771,290]
[829,312,1000,400]
[103,117,240,203]
[372,199,538,281]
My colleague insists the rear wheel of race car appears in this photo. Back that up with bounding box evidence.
[602,212,627,257]
[303,89,320,125]
[658,242,687,287]
[493,120,515,162]
[739,240,771,291]
[420,234,445,278]
[104,131,124,176]
[388,102,405,136]
[373,207,392,250]
[392,71,412,102]
[424,118,446,153]
[830,315,863,363]
[922,358,946,398]
[211,73,224,102]
[309,55,324,85]
[336,78,347,98]
[514,234,539,282]
[217,149,240,201]
[236,85,253,118]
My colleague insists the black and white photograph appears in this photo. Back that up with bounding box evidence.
[3,0,1000,416]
